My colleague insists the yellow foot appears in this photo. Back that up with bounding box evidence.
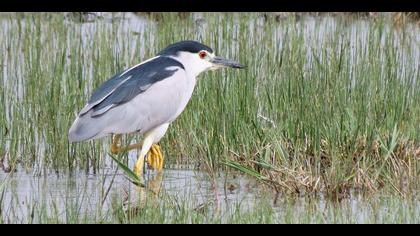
[132,144,164,176]
[147,144,164,172]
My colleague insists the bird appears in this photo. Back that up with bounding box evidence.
[68,40,245,176]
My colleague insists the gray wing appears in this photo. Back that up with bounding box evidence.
[79,56,184,117]
[68,56,186,142]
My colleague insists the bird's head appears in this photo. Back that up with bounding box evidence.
[158,40,245,77]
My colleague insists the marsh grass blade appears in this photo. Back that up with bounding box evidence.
[222,160,267,180]
[108,153,145,187]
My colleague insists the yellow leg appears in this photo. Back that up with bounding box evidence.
[133,144,164,175]
[147,144,164,172]
[110,134,143,154]
[133,155,145,177]
[111,134,164,176]
[111,134,146,177]
[110,134,122,154]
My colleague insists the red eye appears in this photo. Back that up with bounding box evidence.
[199,51,207,59]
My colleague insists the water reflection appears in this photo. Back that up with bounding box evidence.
[0,165,260,222]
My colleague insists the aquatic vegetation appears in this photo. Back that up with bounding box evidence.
[0,12,419,204]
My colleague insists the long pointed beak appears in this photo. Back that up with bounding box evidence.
[210,56,245,69]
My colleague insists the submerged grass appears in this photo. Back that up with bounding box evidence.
[0,12,419,198]
[0,181,419,224]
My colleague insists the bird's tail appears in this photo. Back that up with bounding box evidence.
[68,113,107,142]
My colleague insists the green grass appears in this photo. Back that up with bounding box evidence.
[0,12,419,198]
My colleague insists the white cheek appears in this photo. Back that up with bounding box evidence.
[196,55,212,72]
[204,60,213,70]
[169,51,214,78]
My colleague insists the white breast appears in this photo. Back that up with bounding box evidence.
[170,72,197,122]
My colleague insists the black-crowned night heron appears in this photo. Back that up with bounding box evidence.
[68,40,244,176]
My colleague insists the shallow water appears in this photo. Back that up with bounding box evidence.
[0,164,263,222]
[1,166,419,223]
